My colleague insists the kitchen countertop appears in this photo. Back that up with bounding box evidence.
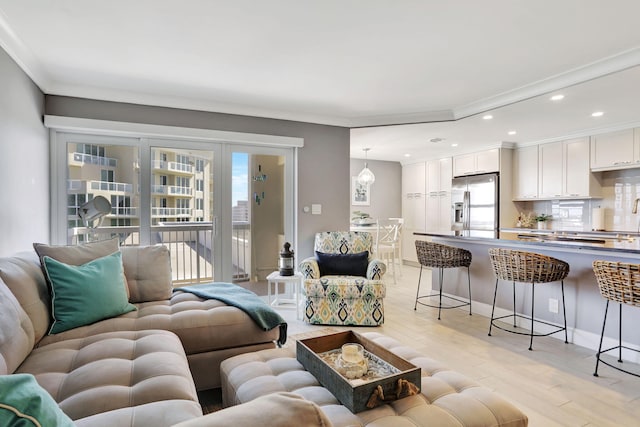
[413,229,640,256]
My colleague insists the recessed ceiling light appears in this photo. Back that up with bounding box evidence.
[591,111,604,117]
[508,131,517,135]
[429,137,445,143]
[451,143,458,147]
[550,94,565,101]
[404,153,411,157]
[483,114,493,120]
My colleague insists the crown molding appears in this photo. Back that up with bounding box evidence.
[44,115,305,147]
[398,141,516,166]
[346,109,455,128]
[0,9,51,90]
[46,45,640,128]
[46,82,355,128]
[3,5,639,130]
[453,47,640,120]
[514,120,640,148]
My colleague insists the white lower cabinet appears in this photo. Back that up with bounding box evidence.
[425,192,451,233]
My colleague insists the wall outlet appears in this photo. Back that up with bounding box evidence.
[548,298,559,314]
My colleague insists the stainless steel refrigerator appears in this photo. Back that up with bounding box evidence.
[451,173,499,238]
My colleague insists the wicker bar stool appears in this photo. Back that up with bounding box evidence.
[414,240,472,320]
[592,261,640,378]
[488,248,569,351]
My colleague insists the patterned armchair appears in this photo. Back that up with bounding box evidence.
[299,231,386,326]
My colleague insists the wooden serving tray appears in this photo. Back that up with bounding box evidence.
[296,330,421,413]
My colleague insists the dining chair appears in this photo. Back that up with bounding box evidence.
[377,218,403,285]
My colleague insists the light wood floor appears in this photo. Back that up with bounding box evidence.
[275,265,640,427]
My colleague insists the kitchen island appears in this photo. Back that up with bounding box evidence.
[413,230,640,363]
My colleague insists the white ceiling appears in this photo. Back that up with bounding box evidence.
[1,1,640,162]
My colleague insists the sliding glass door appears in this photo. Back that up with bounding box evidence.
[54,132,295,285]
[224,145,295,284]
[149,143,218,284]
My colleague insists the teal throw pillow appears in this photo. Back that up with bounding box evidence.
[43,251,136,334]
[0,373,75,427]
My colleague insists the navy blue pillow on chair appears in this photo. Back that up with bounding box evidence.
[315,251,369,277]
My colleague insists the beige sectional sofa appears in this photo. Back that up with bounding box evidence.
[0,239,281,426]
[0,238,528,427]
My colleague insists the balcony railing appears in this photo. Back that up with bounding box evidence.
[70,152,117,168]
[232,222,251,282]
[90,180,134,193]
[152,160,193,174]
[151,207,192,217]
[169,186,193,196]
[152,185,193,196]
[69,221,251,285]
[111,207,138,217]
[152,184,166,194]
[68,179,134,194]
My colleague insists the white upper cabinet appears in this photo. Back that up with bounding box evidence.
[476,149,500,173]
[439,157,453,192]
[402,162,426,195]
[590,129,640,171]
[538,142,564,198]
[538,137,601,199]
[426,157,452,193]
[453,149,499,177]
[565,137,594,197]
[513,145,539,200]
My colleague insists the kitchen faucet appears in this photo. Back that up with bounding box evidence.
[633,198,640,235]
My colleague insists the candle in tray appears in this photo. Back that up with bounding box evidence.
[341,343,365,363]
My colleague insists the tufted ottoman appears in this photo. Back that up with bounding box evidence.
[221,332,528,427]
[15,329,202,426]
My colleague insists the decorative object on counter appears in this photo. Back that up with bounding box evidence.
[592,260,640,378]
[535,213,552,230]
[516,212,535,228]
[279,242,295,276]
[592,207,605,231]
[488,248,569,351]
[356,148,376,186]
[351,210,376,225]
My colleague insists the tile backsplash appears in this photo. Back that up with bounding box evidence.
[514,169,640,233]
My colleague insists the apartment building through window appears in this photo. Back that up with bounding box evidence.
[51,127,297,283]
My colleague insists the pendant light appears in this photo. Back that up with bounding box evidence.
[357,148,376,186]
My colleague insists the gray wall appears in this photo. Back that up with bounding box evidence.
[0,48,48,256]
[45,96,351,259]
[350,158,402,221]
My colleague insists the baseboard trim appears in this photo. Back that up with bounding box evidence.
[442,293,640,364]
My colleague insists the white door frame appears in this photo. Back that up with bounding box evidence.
[47,116,301,283]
